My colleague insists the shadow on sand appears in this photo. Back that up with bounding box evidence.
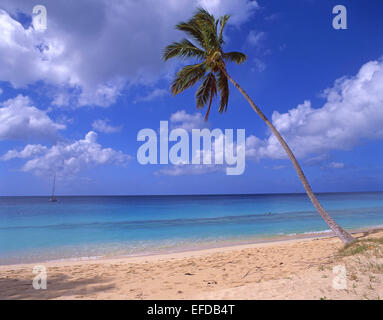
[0,273,115,300]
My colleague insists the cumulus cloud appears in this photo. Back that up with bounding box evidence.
[156,128,245,176]
[1,144,47,161]
[246,30,265,47]
[246,30,267,73]
[197,0,259,26]
[156,133,225,176]
[1,131,131,177]
[246,59,383,161]
[0,95,65,141]
[154,111,214,176]
[134,88,168,103]
[51,93,70,107]
[169,110,207,132]
[92,119,122,133]
[163,59,383,173]
[0,0,259,107]
[0,10,68,88]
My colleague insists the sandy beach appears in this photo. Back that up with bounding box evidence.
[1,229,383,300]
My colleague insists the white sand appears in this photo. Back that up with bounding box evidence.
[1,230,383,300]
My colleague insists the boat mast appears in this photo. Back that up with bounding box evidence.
[51,173,56,200]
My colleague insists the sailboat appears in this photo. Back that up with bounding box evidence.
[49,173,58,202]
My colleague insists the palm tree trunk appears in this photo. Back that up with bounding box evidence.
[221,68,354,245]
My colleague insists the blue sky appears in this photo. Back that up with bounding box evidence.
[0,0,382,196]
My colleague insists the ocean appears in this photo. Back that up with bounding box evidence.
[1,192,383,265]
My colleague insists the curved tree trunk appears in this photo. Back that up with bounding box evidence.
[221,68,354,245]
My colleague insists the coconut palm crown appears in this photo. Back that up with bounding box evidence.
[163,8,246,120]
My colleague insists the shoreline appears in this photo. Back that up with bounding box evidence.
[1,227,383,299]
[2,225,382,269]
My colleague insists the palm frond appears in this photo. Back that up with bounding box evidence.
[217,68,229,112]
[171,63,206,95]
[223,51,247,64]
[193,8,217,31]
[196,72,217,108]
[218,15,230,44]
[192,8,219,50]
[196,73,218,121]
[176,20,207,50]
[163,39,205,61]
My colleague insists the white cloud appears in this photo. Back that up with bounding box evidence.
[197,0,259,26]
[135,88,167,103]
[246,30,265,47]
[246,59,383,161]
[169,110,207,131]
[2,131,131,177]
[156,128,245,176]
[0,95,65,141]
[303,154,330,167]
[157,133,225,176]
[264,13,281,21]
[327,162,345,169]
[0,10,72,87]
[156,164,223,176]
[1,144,47,161]
[51,93,70,107]
[77,82,124,107]
[252,58,266,72]
[92,119,122,133]
[272,165,287,170]
[0,1,259,107]
[155,111,213,176]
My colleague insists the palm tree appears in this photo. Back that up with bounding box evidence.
[163,8,354,244]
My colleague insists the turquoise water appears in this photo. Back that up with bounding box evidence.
[0,192,383,264]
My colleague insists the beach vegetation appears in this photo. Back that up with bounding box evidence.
[338,237,383,257]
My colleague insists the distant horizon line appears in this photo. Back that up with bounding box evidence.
[1,190,382,198]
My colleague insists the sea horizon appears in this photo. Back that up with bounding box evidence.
[2,190,382,198]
